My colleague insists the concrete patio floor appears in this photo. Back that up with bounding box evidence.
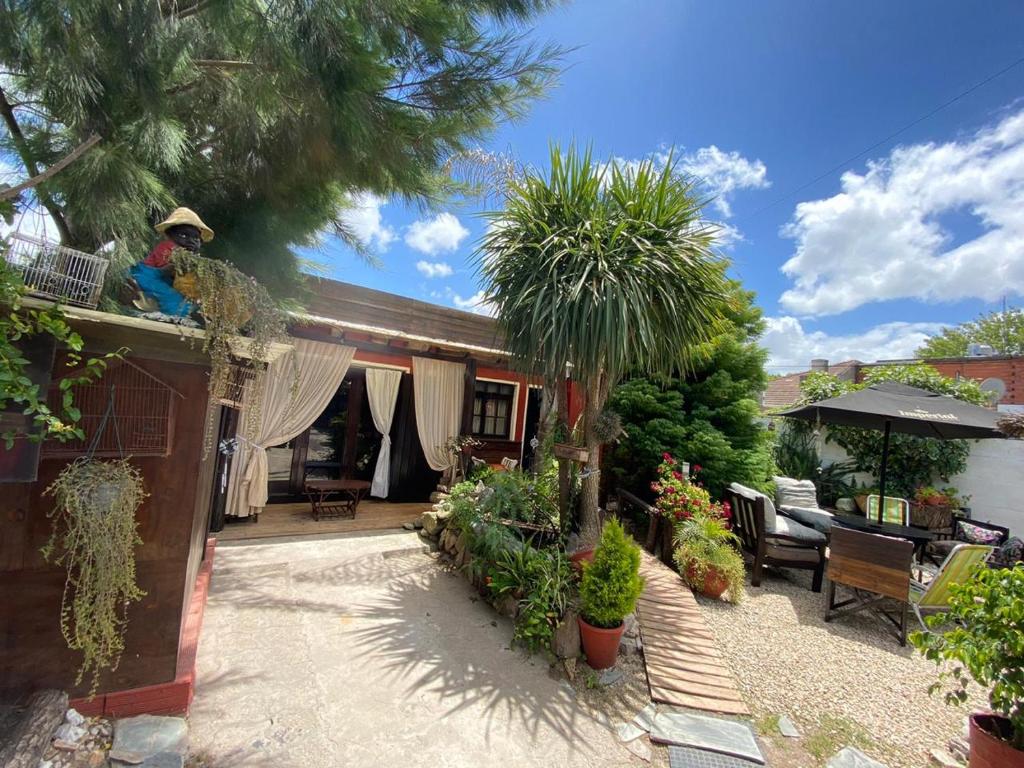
[190,532,638,767]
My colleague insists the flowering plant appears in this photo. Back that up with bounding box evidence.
[651,453,731,522]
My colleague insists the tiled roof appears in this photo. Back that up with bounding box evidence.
[762,360,861,411]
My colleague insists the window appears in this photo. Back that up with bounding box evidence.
[472,380,515,439]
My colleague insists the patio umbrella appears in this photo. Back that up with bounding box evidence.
[778,381,1006,506]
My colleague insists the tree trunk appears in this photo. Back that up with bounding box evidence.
[578,373,608,546]
[556,374,571,533]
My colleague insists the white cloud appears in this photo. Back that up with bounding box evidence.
[762,315,948,372]
[416,260,454,278]
[780,108,1024,317]
[612,146,769,219]
[338,192,395,250]
[404,212,469,255]
[452,290,496,316]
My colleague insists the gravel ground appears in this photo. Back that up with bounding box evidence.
[697,566,986,768]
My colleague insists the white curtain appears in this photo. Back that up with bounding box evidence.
[412,356,465,471]
[226,339,356,518]
[366,367,402,498]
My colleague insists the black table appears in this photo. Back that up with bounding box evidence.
[304,479,371,521]
[832,514,936,561]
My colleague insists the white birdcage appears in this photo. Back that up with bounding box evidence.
[3,232,110,308]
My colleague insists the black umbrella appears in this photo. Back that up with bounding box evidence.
[779,381,1006,507]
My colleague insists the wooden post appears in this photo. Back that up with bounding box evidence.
[461,358,477,437]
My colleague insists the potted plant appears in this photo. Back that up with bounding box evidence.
[911,485,967,531]
[910,566,1024,768]
[578,518,644,669]
[673,509,745,604]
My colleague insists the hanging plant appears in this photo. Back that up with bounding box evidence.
[169,250,288,445]
[42,457,147,694]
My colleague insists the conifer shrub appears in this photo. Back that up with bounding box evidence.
[579,518,644,628]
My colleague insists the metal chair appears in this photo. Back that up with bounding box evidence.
[866,494,910,526]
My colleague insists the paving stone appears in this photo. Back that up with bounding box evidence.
[54,723,86,743]
[633,703,657,733]
[615,722,646,743]
[826,747,888,768]
[598,667,624,687]
[668,745,762,768]
[928,748,963,768]
[65,709,86,727]
[651,711,764,764]
[777,715,800,738]
[110,716,187,765]
[138,753,184,768]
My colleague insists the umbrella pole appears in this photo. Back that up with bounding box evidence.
[878,419,892,509]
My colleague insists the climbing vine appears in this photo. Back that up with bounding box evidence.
[42,458,147,694]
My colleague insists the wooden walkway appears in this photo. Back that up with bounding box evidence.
[636,551,750,716]
[215,501,429,542]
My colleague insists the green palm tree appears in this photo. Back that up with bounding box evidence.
[477,144,731,542]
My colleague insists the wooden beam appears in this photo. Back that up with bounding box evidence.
[461,358,477,436]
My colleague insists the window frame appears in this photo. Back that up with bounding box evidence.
[471,379,517,440]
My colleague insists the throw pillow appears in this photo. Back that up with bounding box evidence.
[955,521,1005,546]
[992,536,1023,568]
[774,475,819,510]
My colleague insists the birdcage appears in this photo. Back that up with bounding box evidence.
[3,232,110,308]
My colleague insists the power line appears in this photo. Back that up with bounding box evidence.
[736,53,1024,224]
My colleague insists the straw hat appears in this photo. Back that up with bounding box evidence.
[155,207,214,242]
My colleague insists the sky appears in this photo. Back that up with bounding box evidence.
[309,0,1024,373]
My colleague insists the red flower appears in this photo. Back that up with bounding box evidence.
[662,452,673,461]
[692,464,702,473]
[671,470,683,481]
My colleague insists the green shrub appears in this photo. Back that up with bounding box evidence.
[910,565,1024,750]
[579,518,644,628]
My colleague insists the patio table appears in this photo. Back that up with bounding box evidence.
[832,514,936,562]
[304,479,371,521]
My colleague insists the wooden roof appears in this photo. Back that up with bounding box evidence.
[303,276,505,355]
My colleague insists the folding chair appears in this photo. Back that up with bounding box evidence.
[866,494,910,526]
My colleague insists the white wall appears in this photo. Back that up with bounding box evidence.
[949,439,1024,532]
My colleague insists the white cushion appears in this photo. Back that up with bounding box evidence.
[774,476,819,510]
[729,482,777,532]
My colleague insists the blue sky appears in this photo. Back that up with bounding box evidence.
[312,0,1024,372]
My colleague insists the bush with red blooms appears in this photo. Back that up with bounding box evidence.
[651,453,731,522]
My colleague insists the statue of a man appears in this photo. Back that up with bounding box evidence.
[130,207,213,317]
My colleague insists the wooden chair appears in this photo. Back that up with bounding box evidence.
[728,491,827,593]
[866,494,910,525]
[825,527,915,644]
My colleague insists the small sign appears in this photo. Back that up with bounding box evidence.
[552,443,589,463]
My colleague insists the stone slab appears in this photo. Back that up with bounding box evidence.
[826,746,889,768]
[633,703,657,733]
[616,722,646,743]
[651,710,764,764]
[777,715,800,738]
[110,715,187,765]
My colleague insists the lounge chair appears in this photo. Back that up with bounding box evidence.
[727,487,827,592]
[865,494,910,526]
[909,543,994,633]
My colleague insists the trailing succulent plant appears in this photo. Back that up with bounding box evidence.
[42,458,147,695]
[997,411,1024,439]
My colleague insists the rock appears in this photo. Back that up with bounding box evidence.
[494,594,518,618]
[109,716,187,766]
[928,749,963,768]
[619,635,642,657]
[615,722,646,743]
[0,689,68,768]
[632,704,656,733]
[947,735,969,762]
[777,715,800,738]
[402,522,416,531]
[551,611,581,659]
[65,710,86,728]
[623,613,639,639]
[52,740,78,752]
[54,724,86,744]
[562,658,577,681]
[86,750,106,768]
[420,510,448,535]
[826,747,888,768]
[598,667,624,687]
[37,761,53,768]
[624,739,651,762]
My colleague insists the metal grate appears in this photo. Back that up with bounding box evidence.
[42,360,182,458]
[668,746,762,768]
[4,232,110,308]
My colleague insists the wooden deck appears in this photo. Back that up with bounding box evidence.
[636,552,750,716]
[214,501,430,542]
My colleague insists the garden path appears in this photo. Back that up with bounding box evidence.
[636,552,750,716]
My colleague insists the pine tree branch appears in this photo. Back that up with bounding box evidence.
[0,134,101,201]
[0,85,73,242]
[193,59,254,70]
[162,0,217,20]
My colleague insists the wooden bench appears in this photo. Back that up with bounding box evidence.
[304,479,371,521]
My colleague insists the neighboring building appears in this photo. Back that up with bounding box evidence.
[761,359,861,411]
[762,354,1024,411]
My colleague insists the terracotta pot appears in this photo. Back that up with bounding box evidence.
[685,564,730,600]
[569,549,595,571]
[970,713,1024,768]
[578,616,625,670]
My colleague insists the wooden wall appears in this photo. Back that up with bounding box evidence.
[0,350,213,701]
